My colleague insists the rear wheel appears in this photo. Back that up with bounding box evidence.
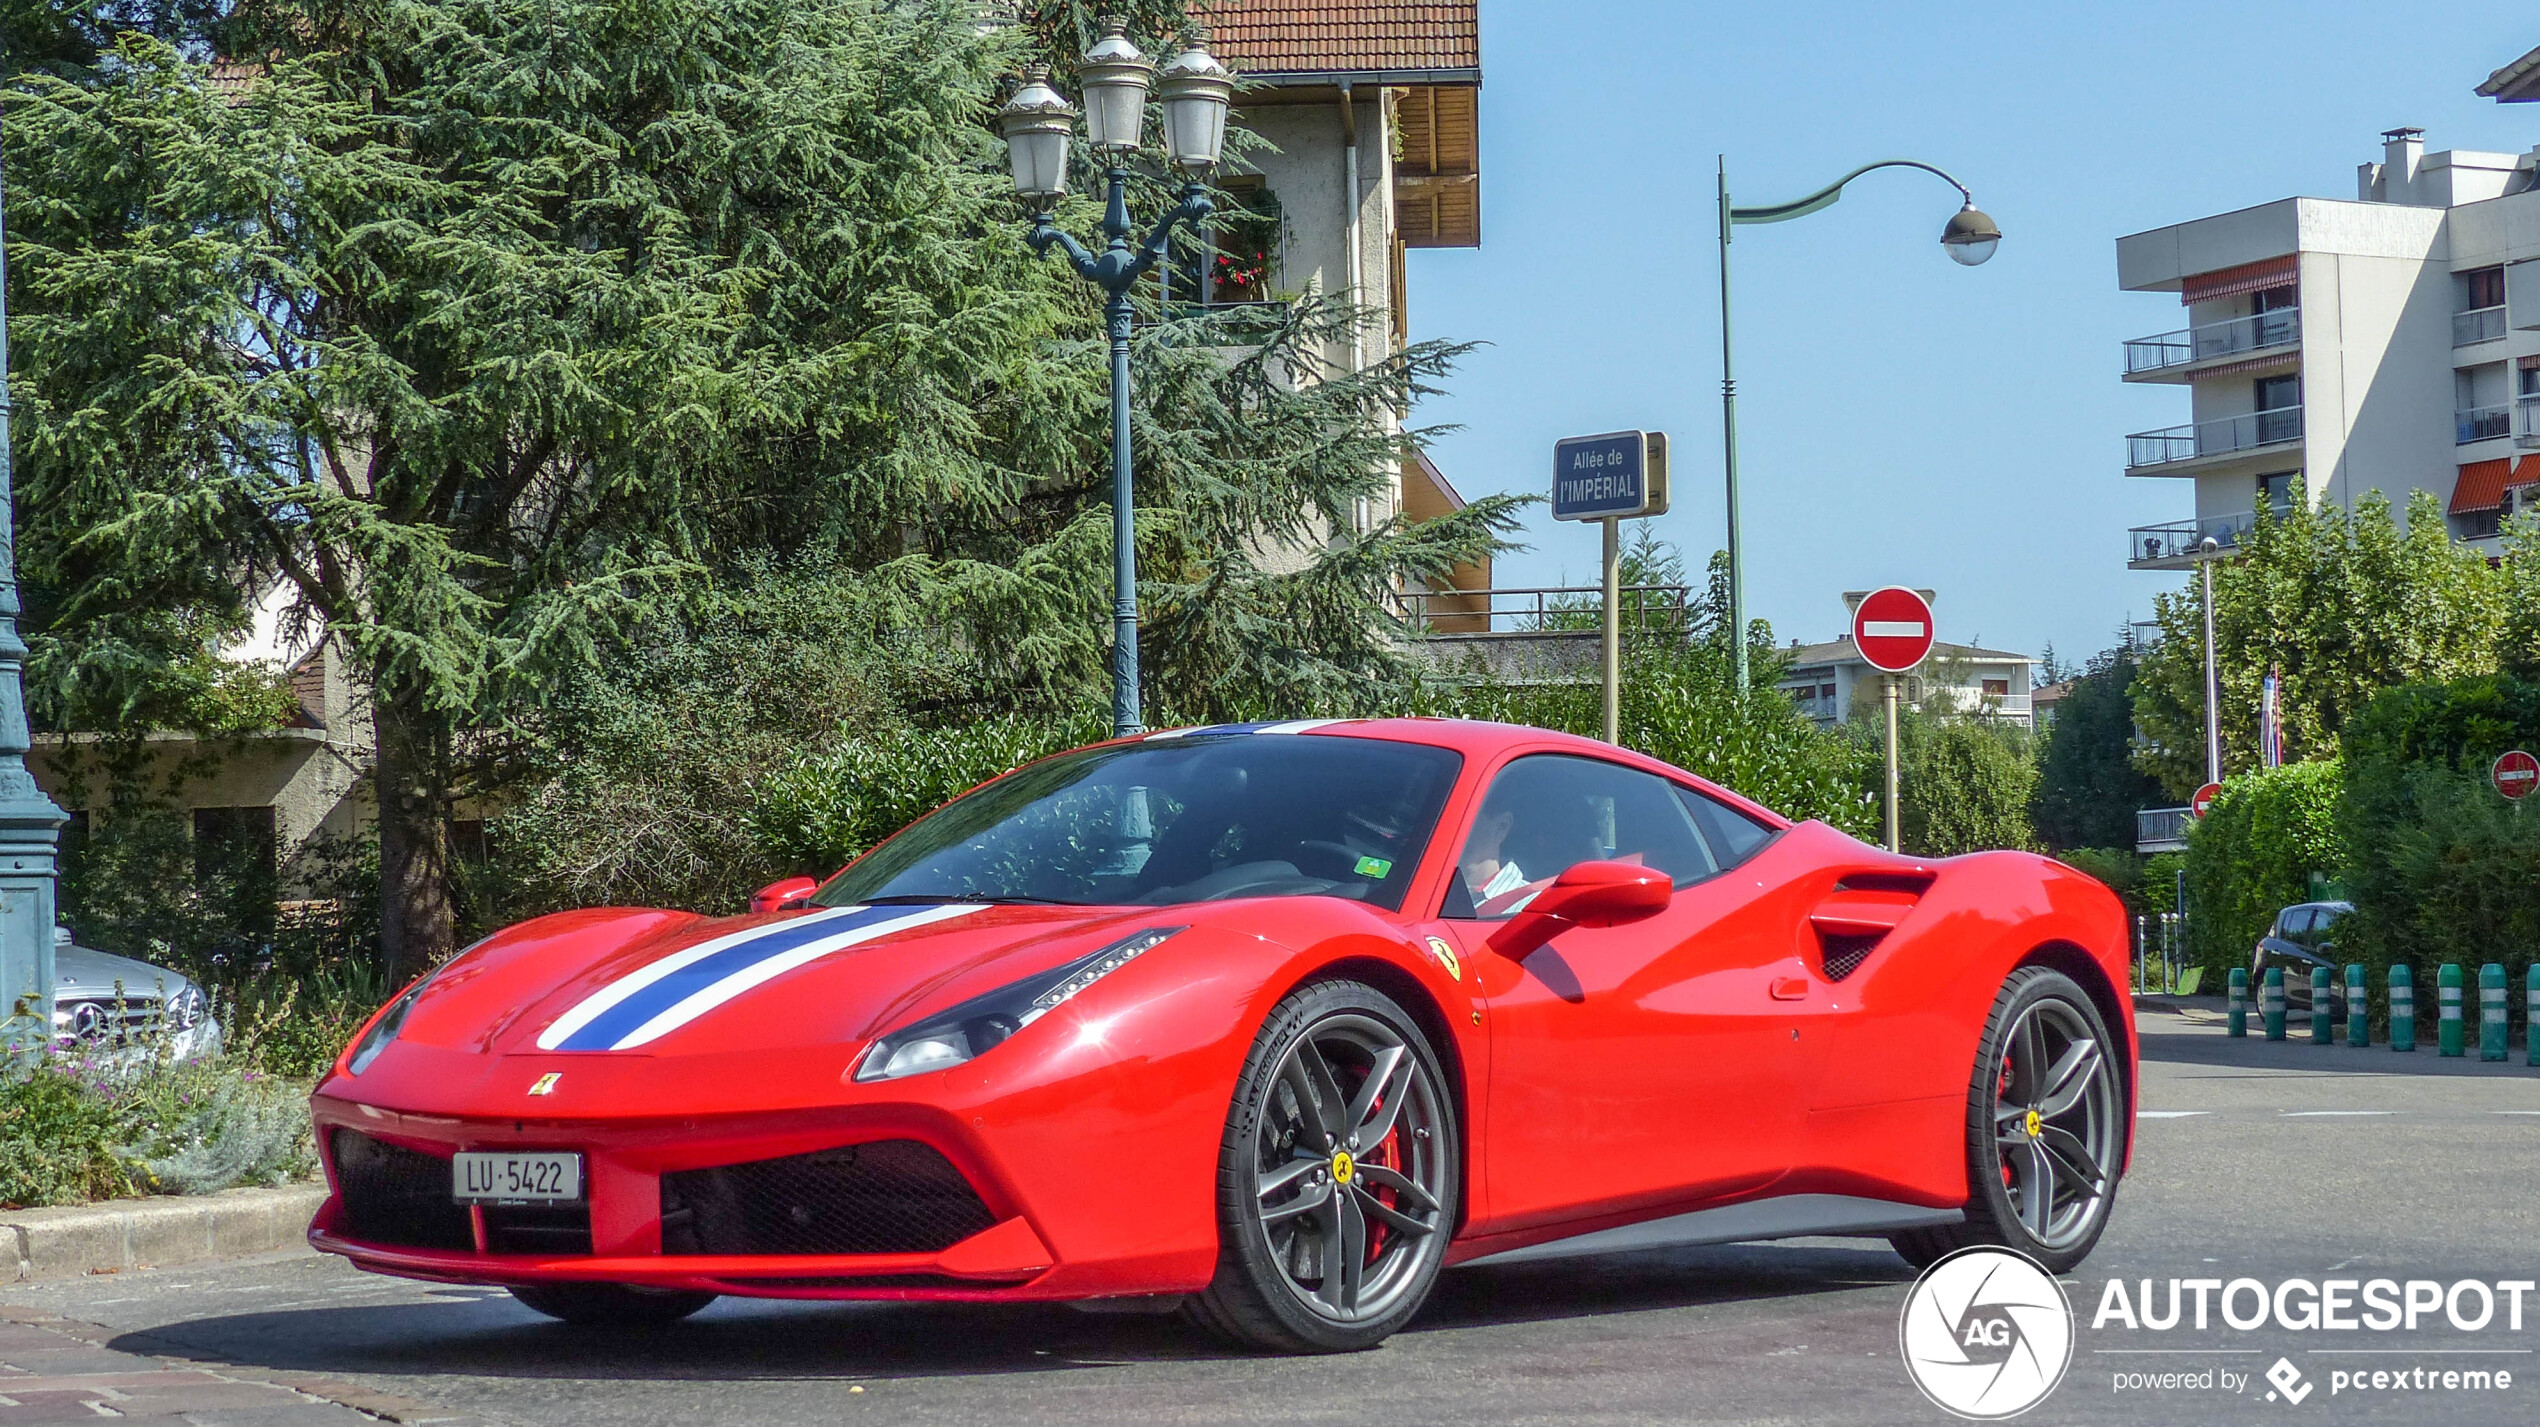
[509,1283,717,1326]
[1187,980,1458,1353]
[1890,967,2122,1274]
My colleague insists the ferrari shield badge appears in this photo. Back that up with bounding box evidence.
[1424,936,1462,982]
[527,1072,562,1097]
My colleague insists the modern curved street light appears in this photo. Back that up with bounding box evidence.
[997,20,1232,738]
[1717,158,2001,694]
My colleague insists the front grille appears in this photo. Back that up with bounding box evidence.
[484,1205,593,1255]
[52,996,166,1049]
[331,1130,474,1251]
[661,1140,996,1257]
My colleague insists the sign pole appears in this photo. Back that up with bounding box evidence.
[1601,516,1620,744]
[1883,674,1901,852]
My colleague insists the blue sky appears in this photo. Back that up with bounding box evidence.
[1402,2,2536,667]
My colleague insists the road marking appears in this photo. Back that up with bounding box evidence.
[2492,1110,2540,1115]
[2281,1110,2394,1117]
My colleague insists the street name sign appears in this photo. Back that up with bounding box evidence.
[1552,431,1669,521]
[2191,782,2223,819]
[1850,587,1936,673]
[2495,750,2538,801]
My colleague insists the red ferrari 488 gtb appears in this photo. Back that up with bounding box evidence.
[310,718,2134,1352]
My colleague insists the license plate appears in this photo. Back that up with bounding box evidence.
[453,1151,583,1205]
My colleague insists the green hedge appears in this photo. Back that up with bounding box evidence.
[2339,674,2540,983]
[2182,760,2344,977]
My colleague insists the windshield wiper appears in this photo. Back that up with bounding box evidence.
[857,893,1088,907]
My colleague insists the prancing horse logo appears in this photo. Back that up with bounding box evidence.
[527,1072,562,1096]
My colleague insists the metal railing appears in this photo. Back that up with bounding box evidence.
[2127,511,2255,567]
[1393,584,1697,638]
[2136,806,2191,853]
[2123,308,2300,374]
[2133,912,2193,994]
[2455,305,2508,347]
[2126,406,2302,469]
[2459,402,2513,444]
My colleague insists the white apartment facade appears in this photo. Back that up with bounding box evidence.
[2115,65,2540,572]
[1777,638,2037,729]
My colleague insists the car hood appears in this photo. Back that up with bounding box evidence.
[55,945,195,1002]
[390,901,1192,1064]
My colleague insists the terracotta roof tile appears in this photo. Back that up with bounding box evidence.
[1199,0,1479,77]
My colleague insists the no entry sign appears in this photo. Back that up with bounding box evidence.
[2496,750,2539,801]
[1851,587,1936,674]
[2191,782,2223,819]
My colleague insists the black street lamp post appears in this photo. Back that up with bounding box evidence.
[998,21,1231,738]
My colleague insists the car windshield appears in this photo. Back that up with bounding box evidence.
[812,735,1463,911]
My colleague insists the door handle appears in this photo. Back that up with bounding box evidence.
[1769,976,1809,1001]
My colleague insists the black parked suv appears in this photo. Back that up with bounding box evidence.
[2253,900,2354,1013]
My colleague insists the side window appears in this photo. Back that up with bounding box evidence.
[1675,785,1775,870]
[1447,755,1716,918]
[2278,907,2314,940]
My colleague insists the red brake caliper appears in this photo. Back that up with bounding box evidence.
[1997,1052,2018,1188]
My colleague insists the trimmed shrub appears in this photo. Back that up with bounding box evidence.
[2339,674,2540,981]
[2181,760,2344,977]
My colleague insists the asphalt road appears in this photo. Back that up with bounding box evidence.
[14,1000,2540,1427]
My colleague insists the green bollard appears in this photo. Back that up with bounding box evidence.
[2347,964,2368,1047]
[2264,967,2287,1041]
[2312,966,2334,1043]
[2527,966,2540,1067]
[2482,964,2509,1062]
[2391,965,2417,1052]
[2228,967,2249,1037]
[2440,963,2466,1057]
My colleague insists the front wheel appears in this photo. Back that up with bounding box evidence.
[1185,980,1459,1353]
[1891,967,2123,1274]
[509,1283,717,1326]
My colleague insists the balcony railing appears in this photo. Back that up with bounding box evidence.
[2123,308,2301,374]
[2127,511,2255,568]
[2458,402,2512,444]
[1392,584,1697,638]
[2126,406,2303,469]
[2455,305,2507,346]
[2136,806,2192,854]
[2519,395,2540,448]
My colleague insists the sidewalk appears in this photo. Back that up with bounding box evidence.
[0,1305,487,1426]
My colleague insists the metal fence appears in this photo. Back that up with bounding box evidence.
[2136,806,2190,853]
[2134,912,2193,994]
[2126,512,2254,568]
[1392,584,1697,638]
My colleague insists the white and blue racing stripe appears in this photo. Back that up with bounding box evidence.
[1145,719,1347,740]
[536,903,976,1052]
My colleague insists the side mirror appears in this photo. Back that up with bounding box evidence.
[750,876,821,915]
[1485,860,1672,960]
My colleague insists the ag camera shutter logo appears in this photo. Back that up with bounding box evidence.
[1899,1247,2075,1419]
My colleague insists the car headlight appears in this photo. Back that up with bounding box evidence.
[853,926,1184,1083]
[346,978,425,1075]
[345,938,490,1075]
[166,983,207,1031]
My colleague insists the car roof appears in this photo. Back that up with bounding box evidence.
[1120,717,1793,829]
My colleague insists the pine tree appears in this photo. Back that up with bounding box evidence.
[7,0,1515,972]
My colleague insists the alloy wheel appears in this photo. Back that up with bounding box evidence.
[1991,996,2118,1252]
[1251,1011,1449,1324]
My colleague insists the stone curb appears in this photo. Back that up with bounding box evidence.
[0,1184,325,1282]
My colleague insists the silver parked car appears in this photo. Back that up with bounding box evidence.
[50,927,223,1060]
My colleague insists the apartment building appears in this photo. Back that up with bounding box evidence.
[2114,52,2540,572]
[1777,638,2037,729]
